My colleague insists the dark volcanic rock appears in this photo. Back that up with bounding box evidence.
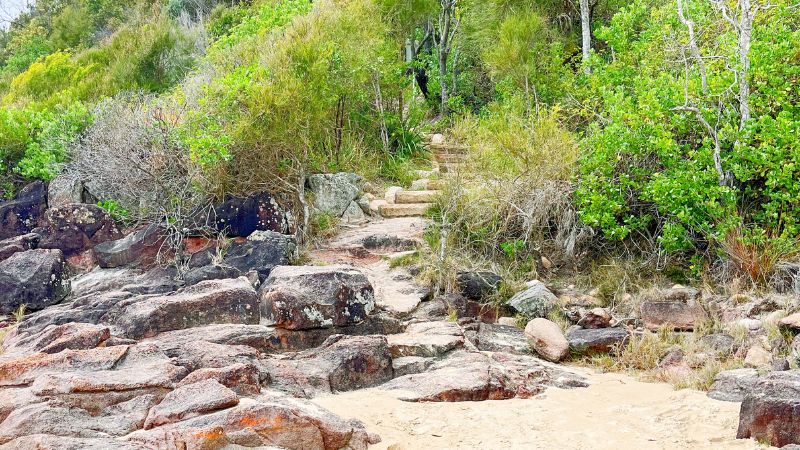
[456,271,502,301]
[105,277,259,340]
[566,327,630,354]
[182,264,241,286]
[737,370,800,447]
[259,265,375,330]
[93,224,163,268]
[0,181,47,240]
[37,204,122,256]
[0,233,39,262]
[222,230,296,280]
[0,249,70,314]
[203,191,288,237]
[361,233,417,251]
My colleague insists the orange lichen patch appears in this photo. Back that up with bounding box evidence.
[192,426,227,441]
[236,412,284,431]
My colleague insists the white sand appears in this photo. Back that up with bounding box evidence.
[313,368,769,450]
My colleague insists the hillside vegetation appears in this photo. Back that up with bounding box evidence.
[1,0,799,288]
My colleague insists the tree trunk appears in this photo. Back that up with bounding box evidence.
[580,0,591,74]
[737,0,753,128]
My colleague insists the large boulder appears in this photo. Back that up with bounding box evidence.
[566,327,630,354]
[523,318,569,362]
[93,224,163,268]
[222,231,296,279]
[307,172,362,218]
[0,181,47,240]
[0,249,69,314]
[708,368,759,402]
[508,280,557,318]
[259,265,375,330]
[737,370,800,447]
[37,204,122,256]
[105,277,259,340]
[0,233,39,262]
[202,191,288,237]
[47,174,84,209]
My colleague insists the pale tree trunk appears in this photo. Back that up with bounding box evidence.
[580,0,591,74]
[712,0,760,130]
[436,0,458,115]
[676,0,709,94]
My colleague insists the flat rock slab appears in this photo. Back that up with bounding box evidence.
[0,345,129,386]
[382,350,586,402]
[106,277,259,339]
[463,322,531,355]
[144,379,239,429]
[640,299,708,331]
[387,321,464,358]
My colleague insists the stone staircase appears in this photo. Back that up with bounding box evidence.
[378,134,466,218]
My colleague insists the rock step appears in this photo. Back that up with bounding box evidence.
[429,143,468,154]
[433,152,468,164]
[410,179,446,191]
[395,190,440,204]
[379,203,433,218]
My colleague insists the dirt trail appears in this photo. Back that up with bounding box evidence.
[311,218,766,450]
[314,368,764,450]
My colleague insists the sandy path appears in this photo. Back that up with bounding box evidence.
[313,367,768,450]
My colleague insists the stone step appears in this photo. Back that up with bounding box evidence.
[395,190,440,204]
[379,203,433,218]
[433,152,468,164]
[429,143,468,154]
[410,179,446,191]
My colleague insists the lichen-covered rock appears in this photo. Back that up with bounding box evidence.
[508,280,557,318]
[0,181,47,240]
[105,277,259,340]
[37,204,122,256]
[259,265,375,330]
[222,231,296,280]
[737,370,800,447]
[0,249,70,314]
[47,173,84,208]
[307,172,363,217]
[523,318,569,362]
[93,224,163,268]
